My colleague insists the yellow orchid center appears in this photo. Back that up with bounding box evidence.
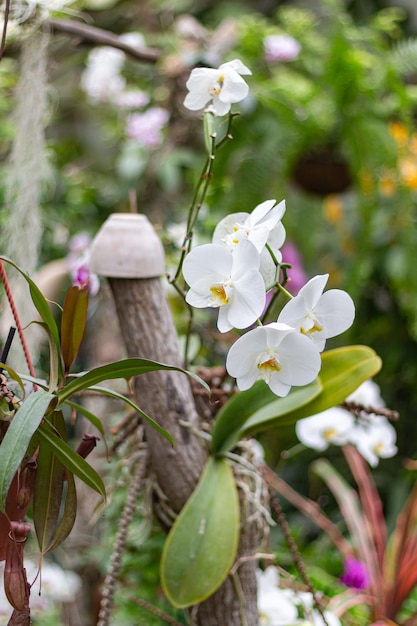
[257,355,281,383]
[324,428,336,441]
[300,312,323,337]
[208,74,224,97]
[210,284,229,306]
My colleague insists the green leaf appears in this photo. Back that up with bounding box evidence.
[161,457,239,608]
[31,322,61,392]
[0,390,54,511]
[56,358,209,405]
[210,381,279,457]
[81,384,173,446]
[64,401,105,437]
[61,286,89,374]
[211,379,322,456]
[46,468,77,553]
[36,421,106,502]
[241,345,382,439]
[33,411,67,553]
[0,256,63,380]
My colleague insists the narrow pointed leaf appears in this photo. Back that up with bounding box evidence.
[312,458,381,598]
[64,401,105,437]
[56,358,209,405]
[36,421,106,502]
[77,384,173,446]
[45,469,77,553]
[31,322,61,392]
[61,286,89,374]
[33,411,66,553]
[0,256,63,380]
[0,390,54,511]
[161,457,239,608]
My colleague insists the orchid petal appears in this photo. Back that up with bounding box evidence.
[219,59,252,75]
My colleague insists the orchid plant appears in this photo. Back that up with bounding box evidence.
[159,56,382,617]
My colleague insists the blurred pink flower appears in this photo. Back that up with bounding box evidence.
[340,557,370,590]
[264,35,300,63]
[125,107,169,146]
[281,241,308,295]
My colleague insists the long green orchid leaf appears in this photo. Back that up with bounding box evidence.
[66,384,173,446]
[37,421,106,502]
[0,390,55,511]
[56,358,209,404]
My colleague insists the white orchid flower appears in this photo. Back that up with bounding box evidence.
[349,416,398,466]
[182,240,265,333]
[256,567,299,626]
[278,274,355,351]
[212,199,286,285]
[226,322,321,397]
[183,59,252,116]
[295,407,355,451]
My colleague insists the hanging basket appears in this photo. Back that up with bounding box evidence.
[292,146,352,196]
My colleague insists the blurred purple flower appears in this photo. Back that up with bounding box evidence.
[125,107,169,147]
[264,34,300,63]
[281,241,308,295]
[340,557,370,590]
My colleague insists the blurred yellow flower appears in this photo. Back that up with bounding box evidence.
[389,121,409,150]
[379,170,397,197]
[323,194,344,224]
[399,157,417,190]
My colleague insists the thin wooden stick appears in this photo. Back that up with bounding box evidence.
[0,260,37,385]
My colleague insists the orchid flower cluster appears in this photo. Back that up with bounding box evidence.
[182,197,355,397]
[296,379,398,466]
[182,59,355,398]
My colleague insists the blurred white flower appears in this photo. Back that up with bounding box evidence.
[278,274,355,352]
[257,567,299,626]
[183,240,266,333]
[347,379,384,409]
[0,559,81,619]
[184,59,251,116]
[296,407,355,451]
[226,322,321,396]
[115,89,150,109]
[349,416,398,467]
[81,47,126,103]
[119,31,146,49]
[264,34,301,62]
[125,107,169,146]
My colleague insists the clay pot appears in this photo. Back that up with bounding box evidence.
[90,213,165,278]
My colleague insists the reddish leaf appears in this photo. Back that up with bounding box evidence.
[61,286,88,374]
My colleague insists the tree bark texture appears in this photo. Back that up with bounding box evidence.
[108,276,260,625]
